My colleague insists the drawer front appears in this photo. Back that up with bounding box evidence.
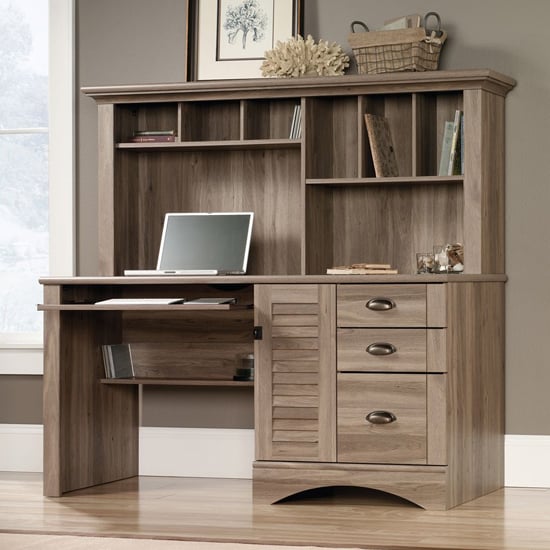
[337,328,426,372]
[337,373,427,464]
[337,284,426,327]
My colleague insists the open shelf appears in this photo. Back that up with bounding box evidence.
[306,175,464,186]
[38,303,253,311]
[116,138,301,151]
[100,378,253,387]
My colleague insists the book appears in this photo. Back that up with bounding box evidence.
[129,135,176,143]
[460,113,465,175]
[327,263,398,275]
[95,298,185,305]
[289,104,298,139]
[101,344,135,379]
[438,120,454,176]
[101,345,114,378]
[289,104,302,139]
[447,110,463,175]
[327,267,399,275]
[134,130,176,136]
[364,114,399,177]
[294,105,302,139]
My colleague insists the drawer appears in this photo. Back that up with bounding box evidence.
[337,328,427,372]
[337,373,427,464]
[337,284,427,327]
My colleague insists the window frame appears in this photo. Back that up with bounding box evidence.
[0,0,75,374]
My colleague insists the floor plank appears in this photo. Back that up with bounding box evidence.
[0,473,549,550]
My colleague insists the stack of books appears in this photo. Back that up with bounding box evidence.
[289,104,302,139]
[101,343,135,379]
[129,130,177,143]
[327,263,398,275]
[438,110,463,176]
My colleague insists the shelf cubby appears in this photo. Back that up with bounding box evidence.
[180,100,240,141]
[115,103,179,143]
[49,284,256,387]
[414,92,463,177]
[305,96,359,179]
[113,147,302,276]
[305,180,463,275]
[360,94,413,178]
[243,98,300,140]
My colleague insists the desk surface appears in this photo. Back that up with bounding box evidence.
[39,274,507,286]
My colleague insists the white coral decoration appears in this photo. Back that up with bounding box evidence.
[261,34,349,77]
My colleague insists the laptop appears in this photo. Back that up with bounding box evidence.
[124,212,254,276]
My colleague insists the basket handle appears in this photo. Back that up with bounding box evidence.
[350,20,369,33]
[423,11,443,37]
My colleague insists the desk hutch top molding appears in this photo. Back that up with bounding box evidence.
[39,70,514,510]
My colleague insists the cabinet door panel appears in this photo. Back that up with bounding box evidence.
[337,373,427,464]
[255,284,336,462]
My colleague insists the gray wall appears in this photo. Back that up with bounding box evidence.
[0,376,42,423]
[3,0,548,435]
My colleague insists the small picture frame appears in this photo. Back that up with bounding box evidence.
[186,0,303,81]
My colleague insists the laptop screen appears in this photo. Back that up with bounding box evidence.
[156,212,254,273]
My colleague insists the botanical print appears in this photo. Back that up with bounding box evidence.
[218,0,274,60]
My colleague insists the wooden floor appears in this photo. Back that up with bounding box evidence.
[0,473,550,550]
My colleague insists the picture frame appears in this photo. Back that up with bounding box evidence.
[186,0,303,81]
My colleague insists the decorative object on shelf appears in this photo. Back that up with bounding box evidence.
[416,252,435,274]
[348,11,446,75]
[364,114,399,177]
[327,263,398,275]
[433,243,464,273]
[261,34,349,77]
[234,353,254,381]
[186,0,303,81]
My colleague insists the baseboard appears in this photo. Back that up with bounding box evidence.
[504,435,550,487]
[0,424,43,472]
[1,426,548,487]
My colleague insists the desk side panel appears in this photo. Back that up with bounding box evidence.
[43,285,62,496]
[43,286,139,495]
[446,281,505,507]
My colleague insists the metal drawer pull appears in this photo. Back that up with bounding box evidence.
[366,297,396,311]
[366,342,397,355]
[366,411,397,424]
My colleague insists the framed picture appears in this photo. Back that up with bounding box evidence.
[186,0,303,81]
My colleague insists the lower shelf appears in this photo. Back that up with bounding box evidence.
[100,378,253,387]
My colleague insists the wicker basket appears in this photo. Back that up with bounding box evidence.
[348,20,447,75]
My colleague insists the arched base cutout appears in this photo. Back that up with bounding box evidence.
[272,484,427,509]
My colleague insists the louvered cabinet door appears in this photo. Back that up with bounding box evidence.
[255,284,336,462]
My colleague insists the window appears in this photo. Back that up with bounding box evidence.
[0,0,49,345]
